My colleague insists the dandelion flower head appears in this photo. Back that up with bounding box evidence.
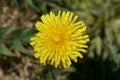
[30,11,89,68]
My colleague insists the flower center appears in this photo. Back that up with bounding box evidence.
[48,30,67,47]
[53,35,60,42]
[52,34,64,45]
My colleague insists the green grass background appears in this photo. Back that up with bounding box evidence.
[0,0,120,80]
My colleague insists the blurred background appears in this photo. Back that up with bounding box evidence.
[0,0,120,80]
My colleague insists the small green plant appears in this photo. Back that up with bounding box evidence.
[0,26,34,56]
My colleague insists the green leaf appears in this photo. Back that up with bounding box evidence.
[112,53,120,71]
[95,36,102,56]
[11,39,32,56]
[88,36,102,58]
[10,27,34,42]
[87,38,94,58]
[25,0,37,10]
[20,28,34,42]
[51,68,59,77]
[117,33,120,44]
[26,0,34,7]
[12,0,19,5]
[46,67,53,80]
[0,43,14,56]
[38,1,47,12]
[10,28,26,39]
[0,26,14,40]
[105,27,114,44]
[102,50,108,60]
[88,38,95,58]
[59,75,67,80]
[10,29,22,39]
[63,66,76,72]
[37,64,45,73]
[113,54,120,65]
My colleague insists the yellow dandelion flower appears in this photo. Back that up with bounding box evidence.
[30,11,89,68]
